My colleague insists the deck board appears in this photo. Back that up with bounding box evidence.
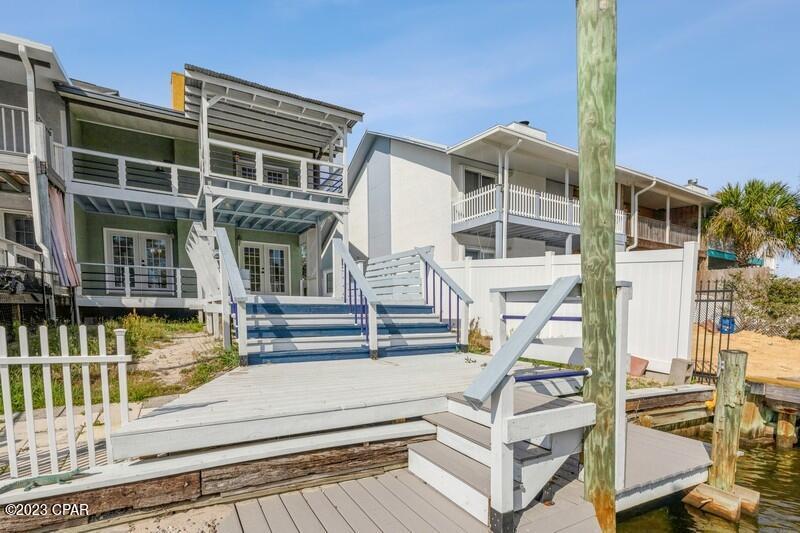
[281,492,327,533]
[113,354,506,457]
[302,488,355,533]
[235,499,271,533]
[259,494,299,533]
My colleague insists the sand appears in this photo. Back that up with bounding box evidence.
[692,329,800,381]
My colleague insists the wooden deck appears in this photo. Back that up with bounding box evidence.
[112,353,505,459]
[201,423,709,533]
[219,466,599,533]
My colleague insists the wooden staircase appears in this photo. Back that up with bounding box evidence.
[245,299,458,364]
[407,387,587,525]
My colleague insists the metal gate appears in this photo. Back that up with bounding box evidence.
[692,279,735,384]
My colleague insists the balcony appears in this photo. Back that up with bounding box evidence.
[634,215,697,247]
[207,139,345,197]
[452,183,627,235]
[68,147,201,197]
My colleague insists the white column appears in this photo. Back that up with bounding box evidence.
[696,204,702,241]
[564,167,570,198]
[490,376,515,531]
[496,150,504,259]
[615,284,632,491]
[340,129,349,197]
[665,194,671,244]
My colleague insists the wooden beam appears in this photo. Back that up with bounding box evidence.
[577,0,618,530]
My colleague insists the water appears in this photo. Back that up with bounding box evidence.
[619,445,800,532]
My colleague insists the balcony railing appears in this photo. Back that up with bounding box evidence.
[208,139,345,196]
[0,104,29,154]
[77,262,198,298]
[635,215,697,246]
[452,183,627,234]
[67,147,201,197]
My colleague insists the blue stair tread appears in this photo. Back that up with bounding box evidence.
[247,344,459,364]
[247,323,450,338]
[247,303,435,315]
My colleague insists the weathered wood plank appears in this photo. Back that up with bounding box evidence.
[0,473,201,532]
[709,350,747,492]
[200,436,424,495]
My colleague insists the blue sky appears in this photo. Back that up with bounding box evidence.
[8,0,799,274]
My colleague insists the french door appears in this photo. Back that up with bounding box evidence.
[104,230,173,293]
[238,242,290,295]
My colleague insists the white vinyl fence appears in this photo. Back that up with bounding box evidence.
[440,242,699,374]
[0,325,130,480]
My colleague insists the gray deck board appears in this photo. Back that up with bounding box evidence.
[376,472,467,532]
[392,469,486,533]
[320,484,381,533]
[281,492,327,533]
[217,510,245,533]
[340,479,409,533]
[259,494,299,533]
[356,476,432,532]
[302,487,355,533]
[235,499,271,533]
[448,388,577,416]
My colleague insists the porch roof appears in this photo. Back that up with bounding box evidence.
[73,193,322,234]
[447,124,720,207]
[183,65,363,158]
[0,33,70,90]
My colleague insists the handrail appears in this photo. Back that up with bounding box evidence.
[333,239,378,301]
[463,275,581,407]
[333,238,378,356]
[215,228,248,361]
[416,246,473,348]
[209,138,345,170]
[415,247,473,304]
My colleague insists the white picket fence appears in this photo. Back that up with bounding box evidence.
[0,325,130,480]
[451,183,498,224]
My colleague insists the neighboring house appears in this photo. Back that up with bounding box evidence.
[348,123,720,263]
[0,33,362,314]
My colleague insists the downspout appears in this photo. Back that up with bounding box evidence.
[626,180,657,251]
[501,140,522,257]
[19,44,52,269]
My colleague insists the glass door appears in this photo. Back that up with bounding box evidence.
[239,242,290,295]
[104,230,173,294]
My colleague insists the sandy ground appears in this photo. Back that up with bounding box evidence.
[692,329,800,381]
[132,332,217,385]
[106,503,239,532]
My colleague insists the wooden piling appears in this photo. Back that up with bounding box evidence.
[776,411,798,449]
[709,349,748,493]
[576,0,618,530]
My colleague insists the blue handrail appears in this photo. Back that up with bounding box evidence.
[514,369,591,383]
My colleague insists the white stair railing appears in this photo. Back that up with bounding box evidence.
[334,239,379,356]
[215,229,249,362]
[416,247,473,348]
[464,277,633,525]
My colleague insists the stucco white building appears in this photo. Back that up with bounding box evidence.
[348,122,719,263]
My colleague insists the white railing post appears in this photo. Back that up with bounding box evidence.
[59,325,78,469]
[491,290,507,354]
[237,298,248,363]
[0,327,18,478]
[300,159,308,192]
[18,326,38,477]
[368,302,379,358]
[118,158,126,189]
[123,265,131,296]
[175,268,183,298]
[460,300,470,348]
[115,328,129,425]
[490,375,515,531]
[220,259,232,350]
[615,284,632,491]
[170,166,179,195]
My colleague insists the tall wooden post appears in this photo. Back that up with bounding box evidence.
[577,0,618,530]
[709,349,748,493]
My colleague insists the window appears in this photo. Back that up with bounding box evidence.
[4,213,36,248]
[464,169,495,194]
[324,270,334,296]
[465,247,495,260]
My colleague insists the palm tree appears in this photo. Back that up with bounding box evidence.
[706,179,800,267]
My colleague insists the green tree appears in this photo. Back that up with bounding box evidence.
[707,179,800,267]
